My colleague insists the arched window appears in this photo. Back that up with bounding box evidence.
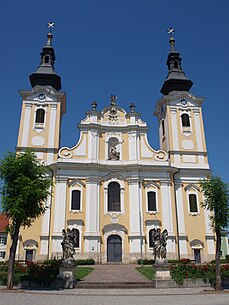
[147,191,157,212]
[44,56,49,63]
[189,194,198,213]
[149,229,154,248]
[108,182,120,211]
[35,109,45,124]
[71,190,81,210]
[174,61,178,69]
[72,228,80,248]
[181,113,190,127]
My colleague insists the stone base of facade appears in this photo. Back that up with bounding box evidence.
[152,278,212,289]
[26,252,216,264]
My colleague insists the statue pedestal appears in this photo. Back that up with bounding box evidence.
[152,259,173,288]
[56,266,76,289]
[154,259,171,279]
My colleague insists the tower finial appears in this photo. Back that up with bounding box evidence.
[29,22,61,91]
[160,28,193,95]
[47,22,55,32]
[167,27,175,52]
[46,22,55,46]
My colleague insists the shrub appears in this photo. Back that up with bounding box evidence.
[137,259,155,265]
[210,259,228,264]
[0,262,26,286]
[20,261,60,286]
[75,259,95,265]
[0,271,7,285]
[168,259,180,264]
[180,258,190,264]
[225,255,229,262]
[170,263,226,286]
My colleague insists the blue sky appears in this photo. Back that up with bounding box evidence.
[0,0,228,183]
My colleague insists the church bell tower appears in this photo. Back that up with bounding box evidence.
[16,24,66,164]
[154,30,209,170]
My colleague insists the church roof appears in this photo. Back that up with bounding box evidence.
[160,30,193,95]
[29,25,61,91]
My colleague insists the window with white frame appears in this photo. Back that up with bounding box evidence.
[108,182,121,212]
[181,113,190,127]
[69,180,84,212]
[185,185,200,215]
[0,236,6,245]
[145,182,159,214]
[71,190,81,210]
[147,191,157,212]
[104,177,125,214]
[0,251,6,259]
[35,108,45,123]
[189,194,198,213]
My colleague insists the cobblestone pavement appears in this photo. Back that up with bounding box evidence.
[0,288,229,305]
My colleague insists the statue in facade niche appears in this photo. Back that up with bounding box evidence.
[108,141,120,160]
[151,228,168,260]
[61,228,77,266]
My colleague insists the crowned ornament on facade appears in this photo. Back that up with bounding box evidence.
[108,94,119,123]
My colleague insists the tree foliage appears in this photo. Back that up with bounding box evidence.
[201,176,229,231]
[0,150,52,289]
[0,151,52,230]
[200,175,229,291]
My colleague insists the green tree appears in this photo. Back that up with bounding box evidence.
[0,151,52,289]
[200,176,229,291]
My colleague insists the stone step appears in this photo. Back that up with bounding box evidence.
[76,281,155,289]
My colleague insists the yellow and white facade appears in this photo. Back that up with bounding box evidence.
[13,32,215,263]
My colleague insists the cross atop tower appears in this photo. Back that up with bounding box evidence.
[47,22,55,32]
[167,27,175,38]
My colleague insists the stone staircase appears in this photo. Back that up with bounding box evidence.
[75,264,155,289]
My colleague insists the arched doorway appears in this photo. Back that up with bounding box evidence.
[107,235,122,262]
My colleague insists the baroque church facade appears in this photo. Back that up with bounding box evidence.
[15,30,215,264]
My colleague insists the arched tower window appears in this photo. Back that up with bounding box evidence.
[181,113,190,127]
[174,61,178,69]
[189,194,198,213]
[71,190,81,210]
[108,182,121,211]
[44,56,49,64]
[35,109,45,124]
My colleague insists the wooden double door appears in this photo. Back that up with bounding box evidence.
[107,235,122,262]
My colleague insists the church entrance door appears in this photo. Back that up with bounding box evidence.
[107,235,122,262]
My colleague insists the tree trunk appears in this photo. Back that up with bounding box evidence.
[7,222,20,290]
[215,229,222,291]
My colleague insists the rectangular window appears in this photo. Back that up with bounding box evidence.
[0,236,6,245]
[0,252,6,259]
[148,192,157,212]
[189,194,198,213]
[71,190,81,210]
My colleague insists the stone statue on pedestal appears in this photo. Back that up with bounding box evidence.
[108,141,120,160]
[56,228,77,289]
[151,228,168,261]
[61,228,77,267]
